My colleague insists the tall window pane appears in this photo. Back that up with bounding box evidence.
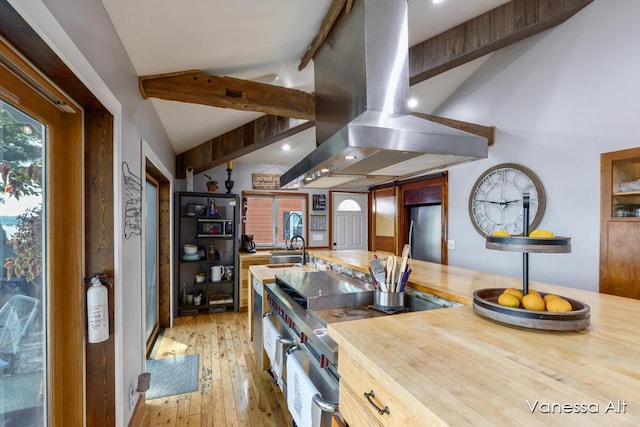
[245,196,274,247]
[0,99,46,425]
[278,198,303,247]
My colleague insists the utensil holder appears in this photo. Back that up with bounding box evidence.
[374,290,405,310]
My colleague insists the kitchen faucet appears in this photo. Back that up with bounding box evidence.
[290,235,306,265]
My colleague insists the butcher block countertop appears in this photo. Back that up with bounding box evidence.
[311,250,640,426]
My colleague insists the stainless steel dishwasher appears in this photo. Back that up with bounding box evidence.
[252,277,264,368]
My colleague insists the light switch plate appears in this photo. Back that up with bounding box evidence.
[447,240,455,250]
[129,384,137,409]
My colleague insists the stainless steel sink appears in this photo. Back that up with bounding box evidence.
[404,288,462,311]
[269,250,303,264]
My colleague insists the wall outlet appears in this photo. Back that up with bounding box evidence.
[447,240,455,250]
[129,384,137,410]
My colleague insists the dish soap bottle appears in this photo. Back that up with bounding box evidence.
[208,198,217,216]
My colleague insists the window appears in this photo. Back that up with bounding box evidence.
[337,199,362,212]
[243,193,307,248]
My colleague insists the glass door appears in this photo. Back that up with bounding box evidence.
[1,92,46,425]
[144,176,159,352]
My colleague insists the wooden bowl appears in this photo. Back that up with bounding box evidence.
[473,288,590,331]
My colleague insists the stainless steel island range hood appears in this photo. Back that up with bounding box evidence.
[280,0,489,190]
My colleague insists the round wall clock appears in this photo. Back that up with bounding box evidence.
[468,163,546,236]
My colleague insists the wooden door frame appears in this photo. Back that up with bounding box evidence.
[144,159,172,329]
[144,173,160,355]
[369,172,449,261]
[397,173,449,264]
[0,3,117,425]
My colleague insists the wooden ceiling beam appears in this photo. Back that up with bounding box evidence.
[139,69,315,121]
[298,0,351,71]
[411,112,495,146]
[408,0,593,86]
[175,116,314,178]
[170,0,593,177]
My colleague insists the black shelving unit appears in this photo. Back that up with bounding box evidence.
[174,191,240,316]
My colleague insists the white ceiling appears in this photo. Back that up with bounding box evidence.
[101,0,509,166]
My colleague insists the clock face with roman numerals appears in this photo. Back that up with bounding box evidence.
[468,163,546,236]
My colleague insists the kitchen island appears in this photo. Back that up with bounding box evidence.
[307,250,640,426]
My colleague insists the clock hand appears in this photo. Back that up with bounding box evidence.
[475,199,502,204]
[476,199,521,206]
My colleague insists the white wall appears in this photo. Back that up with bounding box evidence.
[439,0,638,292]
[13,0,176,425]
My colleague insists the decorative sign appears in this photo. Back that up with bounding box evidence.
[313,194,327,210]
[310,215,327,231]
[252,173,281,190]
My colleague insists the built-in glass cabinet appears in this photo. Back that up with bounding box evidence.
[600,147,640,299]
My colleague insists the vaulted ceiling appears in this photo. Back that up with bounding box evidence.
[101,0,591,176]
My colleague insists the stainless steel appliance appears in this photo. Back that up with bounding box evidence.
[280,0,489,190]
[263,270,376,426]
[408,204,442,263]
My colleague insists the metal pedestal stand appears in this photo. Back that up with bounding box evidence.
[474,193,590,331]
[522,193,531,296]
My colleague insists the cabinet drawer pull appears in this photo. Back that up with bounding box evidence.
[364,390,390,416]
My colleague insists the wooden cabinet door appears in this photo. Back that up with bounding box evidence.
[370,187,397,253]
[600,222,640,299]
[600,147,640,299]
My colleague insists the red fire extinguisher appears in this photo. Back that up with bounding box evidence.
[85,273,111,343]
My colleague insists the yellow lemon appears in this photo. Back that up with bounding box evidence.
[498,293,520,308]
[527,290,541,298]
[492,230,510,236]
[529,229,555,238]
[522,294,546,311]
[543,294,561,304]
[546,298,573,312]
[503,288,523,301]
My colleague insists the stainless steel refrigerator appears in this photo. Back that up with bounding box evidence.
[408,205,442,263]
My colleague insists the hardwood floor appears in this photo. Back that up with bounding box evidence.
[142,311,292,426]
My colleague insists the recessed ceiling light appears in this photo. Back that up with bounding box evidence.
[305,177,313,181]
[282,144,291,151]
[344,155,356,160]
[320,168,330,173]
[407,98,418,108]
[433,0,446,4]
